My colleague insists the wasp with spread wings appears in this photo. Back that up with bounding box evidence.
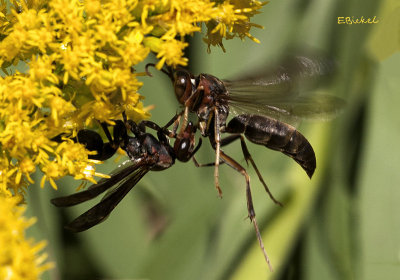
[148,55,344,199]
[145,55,344,270]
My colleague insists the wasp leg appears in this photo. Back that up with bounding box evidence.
[191,149,273,270]
[139,112,183,142]
[213,107,223,198]
[93,120,127,160]
[188,138,202,159]
[192,155,224,168]
[163,111,184,138]
[218,150,273,271]
[238,136,283,206]
[218,134,283,206]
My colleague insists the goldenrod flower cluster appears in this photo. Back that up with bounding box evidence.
[0,0,264,276]
[0,195,53,280]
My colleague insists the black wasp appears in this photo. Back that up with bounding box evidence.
[147,55,344,269]
[147,55,344,199]
[51,113,201,232]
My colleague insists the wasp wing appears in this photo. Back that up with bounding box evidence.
[225,55,335,94]
[64,161,152,232]
[51,160,145,207]
[222,55,344,123]
[228,93,345,123]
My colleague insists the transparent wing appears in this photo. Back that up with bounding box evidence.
[226,54,334,91]
[228,93,345,124]
[221,55,344,123]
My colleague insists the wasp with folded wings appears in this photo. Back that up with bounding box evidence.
[51,113,201,232]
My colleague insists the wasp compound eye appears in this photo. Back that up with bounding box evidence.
[173,70,192,104]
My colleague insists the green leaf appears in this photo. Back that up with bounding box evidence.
[358,54,400,279]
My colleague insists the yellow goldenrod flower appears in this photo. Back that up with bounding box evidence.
[0,195,53,279]
[203,0,266,51]
[156,38,189,69]
[29,55,59,84]
[84,0,101,17]
[118,28,151,66]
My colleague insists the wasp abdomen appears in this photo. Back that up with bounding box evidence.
[226,114,316,178]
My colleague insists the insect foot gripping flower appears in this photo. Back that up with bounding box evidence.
[0,195,53,279]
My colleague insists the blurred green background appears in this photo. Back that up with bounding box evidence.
[26,0,400,279]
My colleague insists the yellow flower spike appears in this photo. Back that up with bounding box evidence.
[0,195,53,278]
[14,8,41,30]
[81,59,103,86]
[29,55,59,84]
[94,22,118,47]
[85,0,102,17]
[49,178,58,190]
[49,0,84,33]
[50,96,76,127]
[34,140,55,154]
[60,46,82,82]
[18,158,36,184]
[63,71,69,84]
[26,27,54,53]
[78,99,115,125]
[245,31,261,43]
[6,167,18,179]
[118,30,151,65]
[0,28,27,62]
[15,169,23,185]
[155,38,188,69]
[143,36,162,52]
[39,175,47,189]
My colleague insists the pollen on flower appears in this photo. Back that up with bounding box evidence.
[82,164,95,177]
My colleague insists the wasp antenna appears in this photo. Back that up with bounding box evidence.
[145,63,174,81]
[163,65,174,81]
[122,111,127,122]
[145,63,156,77]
